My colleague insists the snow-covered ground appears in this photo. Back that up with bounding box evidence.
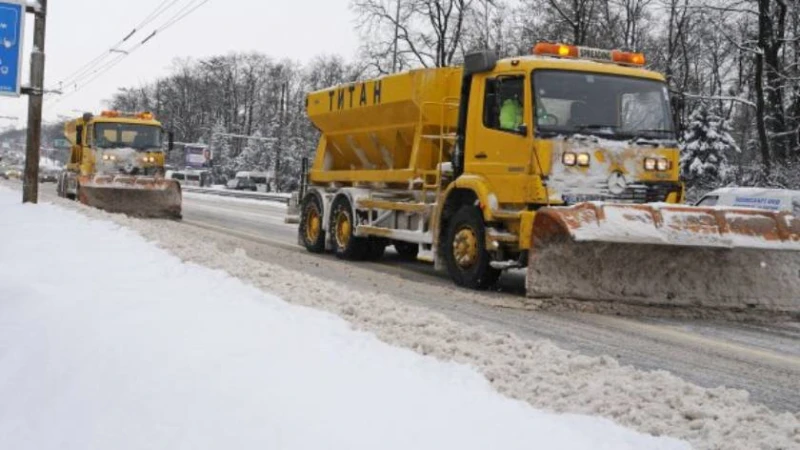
[0,187,687,450]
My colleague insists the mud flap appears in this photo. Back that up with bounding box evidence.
[527,203,800,314]
[78,175,182,220]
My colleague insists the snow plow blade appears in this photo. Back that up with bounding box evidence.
[527,203,800,315]
[78,175,182,220]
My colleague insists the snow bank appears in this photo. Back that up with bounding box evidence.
[8,186,800,450]
[0,188,686,450]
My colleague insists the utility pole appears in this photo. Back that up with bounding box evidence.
[275,82,287,191]
[22,0,48,204]
[391,0,400,73]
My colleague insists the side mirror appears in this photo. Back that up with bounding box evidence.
[517,123,528,135]
[168,131,174,152]
[464,50,498,76]
[75,125,84,146]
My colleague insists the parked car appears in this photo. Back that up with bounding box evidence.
[235,171,272,192]
[39,170,58,183]
[226,176,257,191]
[4,167,22,180]
[695,187,800,215]
[165,169,211,187]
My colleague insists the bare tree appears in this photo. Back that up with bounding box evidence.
[353,0,475,71]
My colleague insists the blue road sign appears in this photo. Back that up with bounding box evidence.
[0,0,24,97]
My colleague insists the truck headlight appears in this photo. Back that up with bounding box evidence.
[576,153,590,167]
[645,157,670,171]
[562,152,577,166]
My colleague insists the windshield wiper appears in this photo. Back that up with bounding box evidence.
[576,124,618,132]
[630,129,675,138]
[628,129,678,146]
[574,124,619,136]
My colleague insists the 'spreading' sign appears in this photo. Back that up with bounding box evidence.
[0,0,25,97]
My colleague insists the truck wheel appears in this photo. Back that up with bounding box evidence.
[330,196,368,260]
[299,195,326,253]
[393,241,419,261]
[444,206,501,290]
[365,238,387,261]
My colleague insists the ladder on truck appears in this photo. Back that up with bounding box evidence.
[356,98,460,260]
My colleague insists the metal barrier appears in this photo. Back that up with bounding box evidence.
[182,186,291,204]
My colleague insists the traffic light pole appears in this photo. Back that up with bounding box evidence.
[22,0,47,204]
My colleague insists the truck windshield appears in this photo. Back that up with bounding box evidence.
[533,70,675,140]
[95,123,162,150]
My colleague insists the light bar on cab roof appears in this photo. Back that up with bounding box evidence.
[99,110,156,120]
[532,42,646,67]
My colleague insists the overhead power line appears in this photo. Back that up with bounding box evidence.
[49,0,210,109]
[48,0,184,91]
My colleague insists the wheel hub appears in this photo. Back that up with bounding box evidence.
[452,227,478,269]
[305,206,321,243]
[335,210,351,248]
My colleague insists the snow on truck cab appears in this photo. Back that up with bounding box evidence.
[296,43,800,310]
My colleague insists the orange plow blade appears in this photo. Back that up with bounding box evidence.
[78,175,182,220]
[527,203,800,316]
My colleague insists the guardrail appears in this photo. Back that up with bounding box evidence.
[182,186,291,204]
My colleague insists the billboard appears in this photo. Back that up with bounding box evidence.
[184,144,211,169]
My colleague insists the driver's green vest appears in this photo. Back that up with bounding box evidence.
[500,99,522,130]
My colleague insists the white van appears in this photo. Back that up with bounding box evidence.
[166,169,211,187]
[235,171,271,192]
[695,187,800,215]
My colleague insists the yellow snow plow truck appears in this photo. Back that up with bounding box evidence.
[57,111,182,219]
[298,43,800,313]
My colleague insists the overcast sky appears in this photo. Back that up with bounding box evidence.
[0,0,358,128]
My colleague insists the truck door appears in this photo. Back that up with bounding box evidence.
[466,73,533,204]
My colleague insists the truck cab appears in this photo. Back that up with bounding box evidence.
[59,111,172,199]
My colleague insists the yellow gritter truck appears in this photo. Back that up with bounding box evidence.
[58,111,182,219]
[298,43,800,309]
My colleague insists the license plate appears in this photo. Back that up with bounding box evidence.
[562,194,606,204]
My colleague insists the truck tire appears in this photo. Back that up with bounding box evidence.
[299,195,326,253]
[56,174,65,198]
[365,238,387,261]
[330,196,369,260]
[444,206,501,290]
[393,241,419,261]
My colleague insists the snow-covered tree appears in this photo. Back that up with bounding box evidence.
[235,130,267,172]
[210,121,234,182]
[680,106,740,189]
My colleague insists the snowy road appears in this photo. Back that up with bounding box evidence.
[177,192,800,414]
[31,184,800,413]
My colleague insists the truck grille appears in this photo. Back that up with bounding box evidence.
[561,182,679,205]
